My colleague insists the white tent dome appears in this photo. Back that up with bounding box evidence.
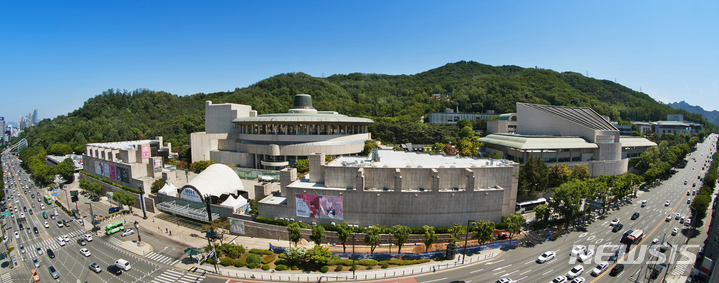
[179,164,244,202]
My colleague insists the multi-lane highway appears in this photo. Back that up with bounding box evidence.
[413,134,716,283]
[1,153,220,283]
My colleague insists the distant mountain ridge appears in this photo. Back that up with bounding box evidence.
[669,101,719,126]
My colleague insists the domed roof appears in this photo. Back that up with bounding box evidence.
[180,164,244,199]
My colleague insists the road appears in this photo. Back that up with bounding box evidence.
[1,153,226,283]
[413,134,716,283]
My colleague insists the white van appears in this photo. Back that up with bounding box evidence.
[115,259,131,271]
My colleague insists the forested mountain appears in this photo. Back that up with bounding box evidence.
[669,101,719,127]
[12,61,717,150]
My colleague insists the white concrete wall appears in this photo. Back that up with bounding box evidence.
[517,103,600,143]
[204,101,253,134]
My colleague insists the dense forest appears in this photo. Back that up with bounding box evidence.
[11,61,718,151]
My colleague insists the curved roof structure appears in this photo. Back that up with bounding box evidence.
[233,113,373,124]
[518,103,617,131]
[479,134,599,150]
[181,164,244,197]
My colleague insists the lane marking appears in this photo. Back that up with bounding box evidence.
[469,269,484,273]
[542,269,554,276]
[420,277,447,283]
[519,269,532,275]
[492,264,512,271]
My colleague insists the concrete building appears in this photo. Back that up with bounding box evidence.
[426,109,497,125]
[191,94,373,170]
[479,103,656,177]
[632,114,702,137]
[83,137,178,192]
[258,150,519,228]
[486,113,518,134]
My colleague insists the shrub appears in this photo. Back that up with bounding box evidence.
[359,259,378,266]
[320,266,329,273]
[249,248,273,255]
[206,258,215,264]
[334,265,343,272]
[380,262,389,269]
[234,260,244,267]
[278,253,287,259]
[366,265,373,270]
[262,254,276,264]
[247,263,257,269]
[262,264,270,271]
[247,254,261,265]
[291,265,299,270]
[275,264,288,271]
[219,257,234,266]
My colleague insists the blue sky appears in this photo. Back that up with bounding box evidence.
[1,1,717,123]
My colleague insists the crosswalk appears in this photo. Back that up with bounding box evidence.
[106,236,124,246]
[150,269,205,283]
[146,252,181,266]
[672,253,692,276]
[0,273,11,283]
[19,229,87,260]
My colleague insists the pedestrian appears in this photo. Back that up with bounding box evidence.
[166,228,168,233]
[169,230,172,236]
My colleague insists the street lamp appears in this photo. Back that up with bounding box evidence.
[134,220,143,246]
[351,233,356,278]
[462,220,475,263]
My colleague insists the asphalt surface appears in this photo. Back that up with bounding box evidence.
[1,153,228,283]
[411,134,716,283]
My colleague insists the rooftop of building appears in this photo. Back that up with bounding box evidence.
[479,133,656,150]
[519,102,618,131]
[232,94,373,124]
[327,149,515,168]
[86,139,157,150]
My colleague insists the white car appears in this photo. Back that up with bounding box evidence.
[56,221,63,228]
[495,278,514,283]
[62,235,70,242]
[610,218,620,226]
[537,251,556,263]
[591,262,609,276]
[14,231,19,239]
[680,217,685,223]
[686,219,692,226]
[121,229,134,237]
[666,215,672,222]
[652,238,660,244]
[570,277,585,283]
[578,249,594,262]
[570,245,587,257]
[672,228,679,236]
[551,276,568,283]
[36,246,43,255]
[56,237,65,246]
[44,221,49,228]
[79,248,91,257]
[84,234,93,242]
[665,200,671,206]
[567,265,584,279]
[19,212,24,218]
[40,204,45,210]
[675,213,681,219]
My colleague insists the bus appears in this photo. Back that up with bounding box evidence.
[515,198,548,214]
[626,230,644,244]
[44,195,52,205]
[106,221,124,235]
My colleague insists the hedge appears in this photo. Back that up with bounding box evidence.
[379,259,431,266]
[262,255,276,264]
[380,262,389,269]
[262,264,270,271]
[334,265,343,272]
[247,263,257,269]
[234,259,244,267]
[219,257,234,266]
[359,259,378,266]
[249,248,273,255]
[320,266,329,273]
[275,264,288,271]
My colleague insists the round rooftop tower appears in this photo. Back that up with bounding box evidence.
[288,94,317,114]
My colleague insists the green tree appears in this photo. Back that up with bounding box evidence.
[505,214,525,239]
[287,222,302,247]
[456,119,472,130]
[422,225,437,253]
[310,225,326,246]
[364,225,382,254]
[550,180,585,226]
[283,246,306,266]
[55,158,75,183]
[473,220,495,245]
[548,163,571,188]
[458,126,475,140]
[533,204,550,222]
[490,150,502,159]
[305,245,333,265]
[448,223,466,243]
[361,139,379,155]
[189,160,215,172]
[150,179,165,194]
[518,156,549,196]
[112,190,136,213]
[336,222,351,253]
[431,143,444,154]
[292,159,309,173]
[390,225,412,254]
[571,165,590,181]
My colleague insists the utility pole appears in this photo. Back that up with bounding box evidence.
[204,194,218,273]
[351,234,356,278]
[462,220,475,263]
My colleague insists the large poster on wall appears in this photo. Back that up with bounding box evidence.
[153,159,162,173]
[109,164,115,179]
[230,219,245,235]
[295,194,343,219]
[141,145,151,159]
[95,162,102,175]
[103,163,110,177]
[115,167,129,183]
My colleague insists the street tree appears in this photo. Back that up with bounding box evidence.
[550,179,584,227]
[305,245,332,265]
[364,225,382,254]
[336,222,351,253]
[505,214,525,239]
[518,156,549,196]
[112,190,136,213]
[310,225,326,246]
[422,225,437,253]
[448,223,466,243]
[533,204,550,222]
[287,222,302,247]
[473,220,495,245]
[390,224,412,254]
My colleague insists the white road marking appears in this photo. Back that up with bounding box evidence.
[486,259,505,265]
[525,260,535,265]
[516,276,528,281]
[542,269,554,275]
[469,269,484,273]
[420,278,447,283]
[492,264,512,271]
[519,269,532,275]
